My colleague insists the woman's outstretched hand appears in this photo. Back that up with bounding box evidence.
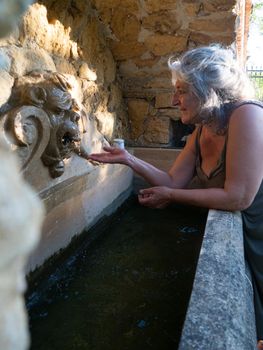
[138,186,173,209]
[87,146,129,164]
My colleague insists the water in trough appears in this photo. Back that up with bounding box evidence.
[26,196,207,350]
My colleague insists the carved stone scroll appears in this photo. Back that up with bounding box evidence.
[0,72,83,178]
[1,106,51,170]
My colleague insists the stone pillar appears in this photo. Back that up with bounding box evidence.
[236,0,252,67]
[0,1,44,349]
[0,140,44,350]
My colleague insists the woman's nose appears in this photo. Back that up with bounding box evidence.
[172,93,179,107]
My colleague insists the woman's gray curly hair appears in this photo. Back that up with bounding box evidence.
[168,44,255,133]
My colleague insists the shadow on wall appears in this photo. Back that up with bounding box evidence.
[171,120,195,148]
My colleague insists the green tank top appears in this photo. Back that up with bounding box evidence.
[187,124,226,190]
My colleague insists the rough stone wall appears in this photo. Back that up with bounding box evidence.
[0,0,248,149]
[0,0,134,272]
[92,0,244,147]
[0,0,130,144]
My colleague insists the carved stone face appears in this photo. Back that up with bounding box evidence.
[0,72,83,178]
[39,86,81,177]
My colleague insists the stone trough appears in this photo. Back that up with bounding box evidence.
[132,147,258,350]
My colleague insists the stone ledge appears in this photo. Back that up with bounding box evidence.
[179,209,257,350]
[131,146,180,172]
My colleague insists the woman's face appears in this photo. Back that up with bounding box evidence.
[172,80,200,124]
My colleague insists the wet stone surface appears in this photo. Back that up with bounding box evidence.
[26,198,207,350]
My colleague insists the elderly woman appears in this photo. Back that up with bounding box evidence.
[88,44,263,347]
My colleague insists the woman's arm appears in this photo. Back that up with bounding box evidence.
[223,103,263,210]
[139,104,263,211]
[88,128,198,188]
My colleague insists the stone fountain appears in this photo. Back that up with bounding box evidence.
[0,1,257,349]
[0,1,132,349]
[0,68,133,271]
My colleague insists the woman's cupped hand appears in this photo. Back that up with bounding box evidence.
[138,186,173,209]
[87,146,129,164]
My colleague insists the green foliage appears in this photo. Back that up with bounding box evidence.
[248,71,263,100]
[251,1,263,32]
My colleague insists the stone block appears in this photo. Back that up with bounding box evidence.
[79,62,97,81]
[133,57,159,68]
[110,41,145,60]
[95,110,116,139]
[111,9,140,41]
[53,56,77,76]
[144,116,170,144]
[103,48,116,84]
[119,60,140,77]
[155,92,173,108]
[189,14,235,33]
[92,0,139,14]
[108,83,123,112]
[143,76,173,89]
[142,12,181,34]
[159,108,181,120]
[127,99,149,139]
[189,32,235,46]
[203,0,236,12]
[144,0,177,13]
[183,3,202,16]
[20,3,72,58]
[145,34,187,56]
[80,19,101,59]
[7,46,56,77]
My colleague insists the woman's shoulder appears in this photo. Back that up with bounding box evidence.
[226,100,263,121]
[228,100,263,134]
[227,99,263,112]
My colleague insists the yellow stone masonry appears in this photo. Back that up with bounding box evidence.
[0,0,251,147]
